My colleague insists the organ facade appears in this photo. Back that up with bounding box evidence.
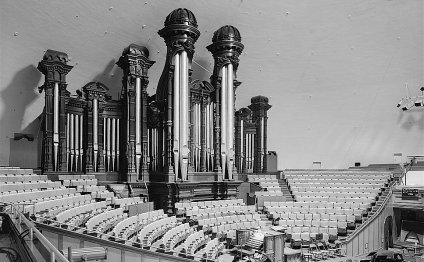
[37,8,272,209]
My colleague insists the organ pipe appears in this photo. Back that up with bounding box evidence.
[53,82,59,170]
[116,118,120,171]
[75,114,79,171]
[180,51,189,180]
[70,114,74,171]
[66,113,70,171]
[226,63,234,179]
[220,66,227,179]
[93,98,98,171]
[79,114,83,171]
[112,118,116,171]
[135,77,141,176]
[173,53,180,179]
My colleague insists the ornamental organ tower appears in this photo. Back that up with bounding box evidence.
[38,50,73,172]
[117,45,155,182]
[207,26,244,181]
[157,8,200,182]
[36,8,272,209]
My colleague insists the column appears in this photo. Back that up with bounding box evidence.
[37,50,73,172]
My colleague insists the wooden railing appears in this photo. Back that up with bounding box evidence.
[343,186,394,256]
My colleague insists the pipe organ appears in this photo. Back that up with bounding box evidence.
[37,9,272,185]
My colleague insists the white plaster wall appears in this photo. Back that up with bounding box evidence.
[0,0,422,169]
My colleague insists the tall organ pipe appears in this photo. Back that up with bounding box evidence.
[226,63,234,179]
[53,82,59,170]
[93,98,98,171]
[135,77,141,176]
[173,53,180,179]
[220,66,227,179]
[180,51,189,180]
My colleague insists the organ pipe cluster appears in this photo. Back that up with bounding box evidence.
[37,8,272,182]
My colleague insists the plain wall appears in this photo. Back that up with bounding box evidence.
[0,0,423,169]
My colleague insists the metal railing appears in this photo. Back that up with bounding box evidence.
[3,203,70,262]
[33,213,218,262]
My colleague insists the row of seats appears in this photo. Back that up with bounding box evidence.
[90,190,114,199]
[294,196,375,203]
[182,231,210,257]
[198,213,263,229]
[247,174,277,181]
[291,186,381,193]
[113,210,167,241]
[86,208,125,232]
[56,201,108,223]
[162,223,196,252]
[187,205,256,219]
[111,197,144,207]
[25,194,92,214]
[255,191,284,196]
[0,168,34,175]
[294,192,375,199]
[0,181,62,192]
[203,238,225,260]
[285,173,390,179]
[80,185,107,193]
[0,188,76,203]
[85,208,128,234]
[0,174,48,182]
[211,219,267,235]
[289,182,383,188]
[62,178,97,187]
[264,201,368,209]
[277,220,348,230]
[269,211,356,222]
[175,199,244,211]
[56,174,96,180]
[284,170,391,175]
[138,216,178,246]
[287,178,387,184]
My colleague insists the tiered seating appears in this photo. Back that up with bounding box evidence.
[162,223,196,252]
[86,208,127,235]
[113,210,167,242]
[112,197,144,207]
[138,216,178,247]
[209,214,267,236]
[202,238,225,260]
[187,205,256,220]
[249,176,281,192]
[55,201,108,228]
[25,194,92,215]
[182,231,210,257]
[267,170,393,244]
[0,187,77,204]
[56,174,114,199]
[175,199,244,215]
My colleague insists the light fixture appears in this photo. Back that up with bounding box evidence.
[414,99,423,107]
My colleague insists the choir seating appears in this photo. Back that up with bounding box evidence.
[181,230,210,258]
[262,170,392,245]
[55,201,109,229]
[202,238,225,261]
[161,223,196,253]
[137,216,178,247]
[175,199,244,216]
[85,208,127,236]
[113,210,167,243]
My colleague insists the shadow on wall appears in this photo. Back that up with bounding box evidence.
[91,59,123,100]
[0,65,41,166]
[9,112,43,168]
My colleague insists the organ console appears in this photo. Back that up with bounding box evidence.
[36,8,272,209]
